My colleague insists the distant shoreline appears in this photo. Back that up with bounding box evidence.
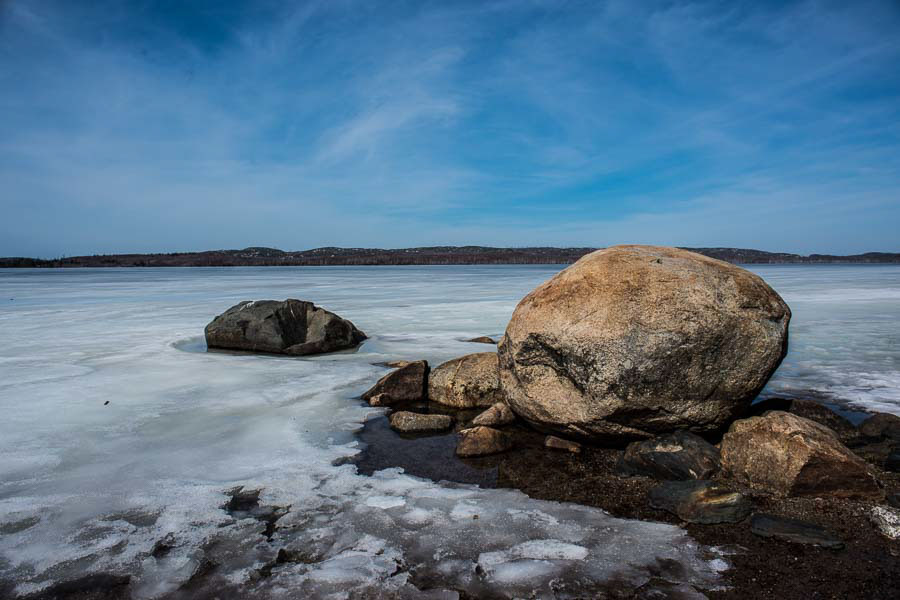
[2,246,899,268]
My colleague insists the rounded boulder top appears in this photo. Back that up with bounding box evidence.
[498,245,791,441]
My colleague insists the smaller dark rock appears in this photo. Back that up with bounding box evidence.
[545,435,582,454]
[362,361,428,404]
[649,480,752,524]
[104,400,110,406]
[859,412,900,441]
[389,411,454,433]
[749,513,844,549]
[205,299,366,355]
[224,487,261,513]
[619,430,721,480]
[456,426,513,457]
[467,336,497,344]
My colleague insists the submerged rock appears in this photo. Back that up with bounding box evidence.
[749,513,844,549]
[205,299,366,355]
[721,412,883,500]
[472,402,516,427]
[467,336,497,344]
[456,426,513,457]
[649,480,752,524]
[545,435,582,454]
[389,411,454,433]
[869,506,900,540]
[499,245,790,441]
[428,353,503,409]
[362,361,428,404]
[619,431,721,480]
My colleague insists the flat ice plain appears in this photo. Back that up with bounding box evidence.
[1,265,898,598]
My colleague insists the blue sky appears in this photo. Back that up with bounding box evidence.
[1,0,899,257]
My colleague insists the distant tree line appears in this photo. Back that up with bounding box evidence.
[2,247,899,268]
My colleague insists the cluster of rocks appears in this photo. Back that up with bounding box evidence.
[359,353,525,457]
[205,245,900,547]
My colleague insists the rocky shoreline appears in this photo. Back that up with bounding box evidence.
[353,390,900,599]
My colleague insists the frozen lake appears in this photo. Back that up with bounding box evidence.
[0,264,897,598]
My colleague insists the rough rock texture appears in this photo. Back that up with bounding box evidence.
[869,506,900,540]
[389,411,453,433]
[545,436,582,454]
[368,393,395,407]
[859,412,900,441]
[205,299,367,355]
[362,361,428,404]
[721,412,883,499]
[428,353,503,409]
[750,514,844,549]
[498,245,790,441]
[467,336,497,344]
[649,480,752,524]
[619,431,721,480]
[456,426,513,457]
[472,403,516,427]
[750,397,860,445]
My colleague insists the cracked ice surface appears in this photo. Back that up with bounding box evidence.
[0,267,723,598]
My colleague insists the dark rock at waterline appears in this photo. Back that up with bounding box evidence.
[467,336,497,344]
[389,411,454,433]
[205,299,366,355]
[499,245,790,441]
[649,480,752,524]
[750,397,860,445]
[222,487,288,540]
[472,402,516,427]
[456,426,513,457]
[859,412,900,441]
[721,412,883,499]
[619,431,721,480]
[749,513,845,549]
[362,361,428,404]
[428,353,504,409]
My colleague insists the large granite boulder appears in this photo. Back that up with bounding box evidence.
[205,299,366,355]
[720,412,883,499]
[428,353,503,409]
[498,245,790,441]
[362,361,428,404]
